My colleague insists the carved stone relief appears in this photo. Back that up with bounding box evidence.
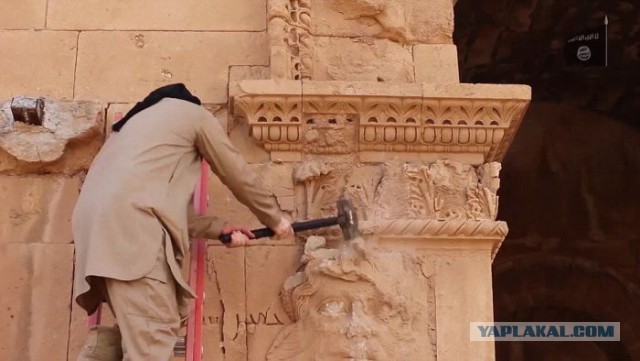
[293,161,341,220]
[405,159,500,221]
[267,236,436,361]
[232,84,530,161]
[268,0,313,80]
[314,0,454,44]
[293,159,501,228]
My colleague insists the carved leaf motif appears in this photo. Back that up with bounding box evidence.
[405,165,438,218]
[344,166,383,221]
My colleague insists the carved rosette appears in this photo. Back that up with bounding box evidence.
[232,82,530,162]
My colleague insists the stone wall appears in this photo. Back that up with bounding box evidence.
[0,1,530,360]
[1,2,274,359]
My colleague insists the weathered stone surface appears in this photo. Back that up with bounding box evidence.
[425,249,495,361]
[0,0,46,29]
[47,0,266,31]
[0,175,80,244]
[0,99,105,174]
[268,237,436,360]
[0,31,77,99]
[312,37,414,82]
[204,246,246,360]
[75,31,269,103]
[414,44,460,84]
[245,246,301,360]
[312,0,454,44]
[422,82,531,99]
[0,243,74,361]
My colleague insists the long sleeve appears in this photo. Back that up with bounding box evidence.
[187,213,227,239]
[194,113,282,230]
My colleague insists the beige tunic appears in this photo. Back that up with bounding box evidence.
[72,98,281,313]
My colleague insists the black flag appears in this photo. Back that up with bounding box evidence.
[564,17,608,66]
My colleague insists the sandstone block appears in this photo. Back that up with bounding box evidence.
[75,31,269,103]
[0,175,80,244]
[245,246,302,360]
[0,99,105,174]
[312,0,453,44]
[425,249,495,361]
[228,66,271,106]
[207,172,263,237]
[312,37,414,82]
[0,243,74,361]
[301,80,422,97]
[204,246,246,360]
[0,0,46,29]
[0,31,77,99]
[47,0,266,31]
[414,44,460,84]
[422,83,532,100]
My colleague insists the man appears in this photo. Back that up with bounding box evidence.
[73,83,293,360]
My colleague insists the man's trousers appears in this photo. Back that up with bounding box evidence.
[77,245,180,361]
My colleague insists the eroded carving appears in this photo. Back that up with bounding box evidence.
[292,159,501,227]
[405,160,500,220]
[294,161,340,219]
[302,114,356,154]
[267,236,436,360]
[268,0,313,80]
[344,165,383,221]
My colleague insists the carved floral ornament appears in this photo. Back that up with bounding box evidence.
[232,82,530,162]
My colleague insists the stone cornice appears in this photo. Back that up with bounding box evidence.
[361,219,508,259]
[232,80,531,162]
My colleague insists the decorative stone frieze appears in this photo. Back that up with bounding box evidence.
[232,80,530,163]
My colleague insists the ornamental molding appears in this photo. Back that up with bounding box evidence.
[361,219,508,238]
[232,81,531,162]
[360,219,508,259]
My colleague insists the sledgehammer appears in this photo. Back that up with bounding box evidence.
[219,195,359,244]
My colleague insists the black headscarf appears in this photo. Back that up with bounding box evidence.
[112,83,202,132]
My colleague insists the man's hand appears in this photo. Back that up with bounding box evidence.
[272,217,294,239]
[220,225,254,248]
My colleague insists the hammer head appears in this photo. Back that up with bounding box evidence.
[337,195,359,240]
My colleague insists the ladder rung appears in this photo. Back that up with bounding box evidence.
[174,336,186,357]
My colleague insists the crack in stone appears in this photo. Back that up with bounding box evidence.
[210,255,227,357]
